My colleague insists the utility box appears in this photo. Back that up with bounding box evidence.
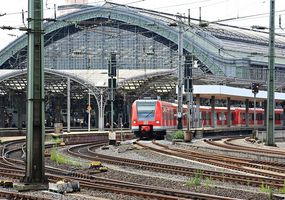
[54,123,63,134]
[49,181,80,194]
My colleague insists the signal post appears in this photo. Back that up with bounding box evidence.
[184,54,193,142]
[251,83,259,138]
[108,53,117,145]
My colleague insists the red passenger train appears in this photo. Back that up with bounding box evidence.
[131,99,283,139]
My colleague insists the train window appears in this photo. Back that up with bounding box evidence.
[240,113,245,120]
[219,112,226,120]
[137,101,156,121]
[231,113,235,121]
[257,113,263,120]
[206,112,210,120]
[216,113,220,120]
[276,113,281,120]
[163,106,168,122]
[201,112,206,120]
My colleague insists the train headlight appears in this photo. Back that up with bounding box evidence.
[155,120,160,124]
[133,120,137,124]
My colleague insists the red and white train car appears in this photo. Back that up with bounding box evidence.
[131,99,284,139]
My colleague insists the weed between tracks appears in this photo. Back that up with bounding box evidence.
[185,169,203,187]
[50,148,85,167]
[279,180,285,194]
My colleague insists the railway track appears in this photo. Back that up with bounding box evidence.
[0,190,53,200]
[0,139,240,200]
[205,137,285,156]
[144,140,285,179]
[65,142,284,190]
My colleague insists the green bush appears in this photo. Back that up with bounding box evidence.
[172,130,184,140]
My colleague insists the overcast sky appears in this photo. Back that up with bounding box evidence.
[0,0,284,50]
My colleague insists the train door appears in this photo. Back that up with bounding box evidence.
[240,112,246,126]
[232,109,241,126]
[275,112,281,126]
[225,110,232,126]
[201,110,210,126]
[257,112,263,125]
[163,106,168,127]
[170,108,174,127]
[216,111,221,126]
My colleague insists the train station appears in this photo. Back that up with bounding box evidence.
[1,0,285,199]
[0,1,285,132]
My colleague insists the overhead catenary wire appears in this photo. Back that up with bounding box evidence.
[0,1,285,39]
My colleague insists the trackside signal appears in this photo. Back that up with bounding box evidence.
[251,83,260,94]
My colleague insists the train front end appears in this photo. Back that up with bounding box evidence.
[131,100,160,139]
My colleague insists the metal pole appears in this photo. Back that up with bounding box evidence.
[190,56,194,128]
[24,0,46,184]
[88,89,91,132]
[254,93,256,128]
[67,77,71,133]
[177,18,183,129]
[111,78,114,133]
[187,92,190,131]
[99,89,103,131]
[190,91,193,128]
[266,0,275,146]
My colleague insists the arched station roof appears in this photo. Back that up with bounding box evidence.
[1,2,285,99]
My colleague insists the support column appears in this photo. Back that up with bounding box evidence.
[210,96,216,128]
[266,0,275,146]
[67,77,71,133]
[196,94,201,128]
[177,20,183,130]
[17,93,25,130]
[264,100,267,127]
[88,90,91,132]
[24,0,46,184]
[227,97,231,127]
[53,96,62,124]
[0,96,5,127]
[98,89,104,131]
[123,94,128,127]
[283,101,285,127]
[245,99,249,127]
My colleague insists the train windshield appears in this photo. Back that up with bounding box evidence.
[137,101,156,121]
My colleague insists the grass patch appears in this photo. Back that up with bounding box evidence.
[260,182,273,199]
[185,169,203,187]
[50,148,87,167]
[171,130,184,140]
[204,176,213,188]
[46,134,63,145]
[279,180,285,194]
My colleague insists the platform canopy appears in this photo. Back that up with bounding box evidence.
[193,85,285,102]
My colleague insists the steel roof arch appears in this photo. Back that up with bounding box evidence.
[0,3,226,76]
[0,68,102,98]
